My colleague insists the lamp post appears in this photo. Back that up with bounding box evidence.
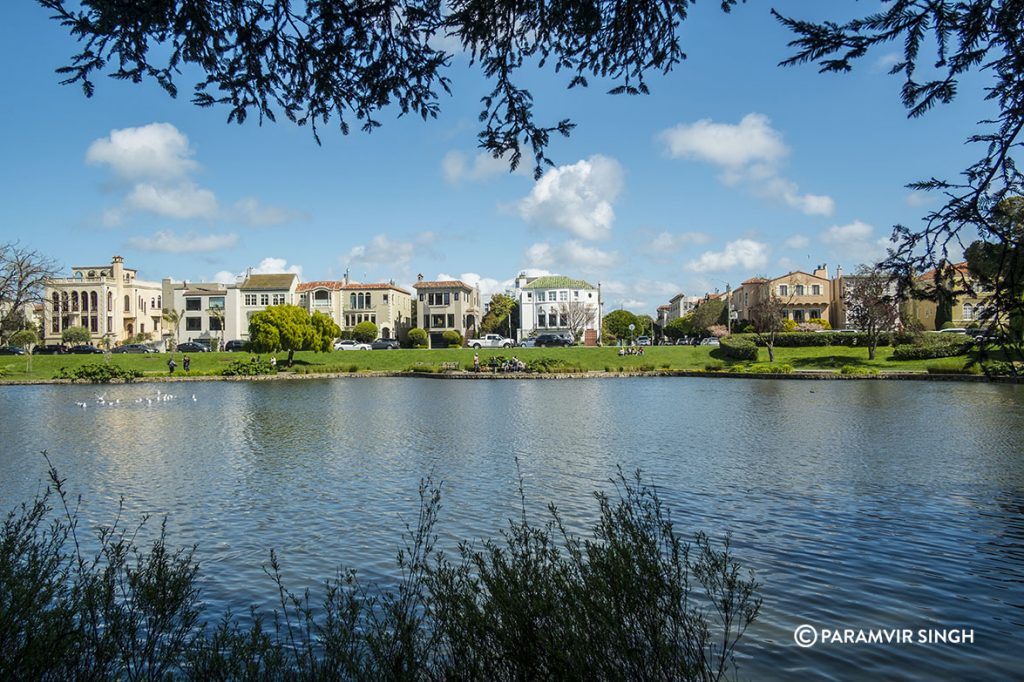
[726,282,733,335]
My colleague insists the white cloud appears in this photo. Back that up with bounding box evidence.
[346,232,435,271]
[251,257,303,280]
[785,235,810,249]
[874,52,901,72]
[822,220,874,243]
[437,272,513,302]
[125,230,238,253]
[518,155,624,240]
[599,278,682,315]
[659,114,834,216]
[660,113,787,168]
[645,230,711,253]
[86,122,301,227]
[524,240,619,273]
[87,122,199,181]
[212,270,239,284]
[230,197,307,226]
[906,191,934,207]
[441,150,526,185]
[686,239,770,273]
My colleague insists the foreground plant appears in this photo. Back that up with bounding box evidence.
[2,457,760,680]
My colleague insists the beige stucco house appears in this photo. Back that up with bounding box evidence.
[412,275,481,347]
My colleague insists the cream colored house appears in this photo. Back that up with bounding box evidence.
[903,262,991,330]
[297,279,413,341]
[43,255,163,346]
[413,275,481,347]
[732,266,833,324]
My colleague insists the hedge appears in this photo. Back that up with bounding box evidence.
[730,331,911,348]
[719,336,758,361]
[891,339,973,360]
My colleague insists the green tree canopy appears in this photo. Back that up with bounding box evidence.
[248,305,316,353]
[9,329,38,350]
[310,311,341,352]
[689,299,726,335]
[480,294,518,335]
[602,310,639,341]
[351,321,379,344]
[61,325,90,346]
[407,327,428,348]
[663,317,689,340]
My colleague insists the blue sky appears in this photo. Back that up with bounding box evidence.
[1,2,993,313]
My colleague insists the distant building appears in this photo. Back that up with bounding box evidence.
[43,255,163,346]
[298,278,413,341]
[413,275,481,348]
[902,262,991,330]
[831,265,902,330]
[732,265,833,324]
[515,273,602,345]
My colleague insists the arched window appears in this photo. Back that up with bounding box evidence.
[157,295,161,309]
[91,292,98,310]
[71,291,79,312]
[107,291,113,311]
[350,293,357,308]
[962,303,974,321]
[151,297,156,309]
[124,294,130,312]
[81,292,88,312]
[357,293,365,309]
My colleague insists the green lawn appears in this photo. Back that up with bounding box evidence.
[0,344,985,382]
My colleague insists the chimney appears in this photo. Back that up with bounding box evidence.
[813,263,829,280]
[417,273,424,282]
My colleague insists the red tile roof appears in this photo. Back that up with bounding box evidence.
[413,280,473,290]
[297,280,410,294]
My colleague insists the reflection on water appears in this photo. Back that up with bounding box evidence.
[1,378,1023,680]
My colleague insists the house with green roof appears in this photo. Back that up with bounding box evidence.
[515,273,603,345]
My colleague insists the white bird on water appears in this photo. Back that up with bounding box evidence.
[191,394,196,402]
[76,401,87,408]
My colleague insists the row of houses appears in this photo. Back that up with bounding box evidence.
[656,263,992,333]
[41,256,606,348]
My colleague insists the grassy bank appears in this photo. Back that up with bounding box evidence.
[0,345,988,382]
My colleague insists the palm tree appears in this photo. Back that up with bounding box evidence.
[207,306,225,351]
[162,308,183,351]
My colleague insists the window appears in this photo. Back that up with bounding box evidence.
[537,292,545,302]
[574,290,580,298]
[210,317,223,331]
[383,293,388,303]
[559,291,568,301]
[548,312,557,327]
[185,317,202,331]
[185,298,202,311]
[963,303,974,321]
[260,294,269,306]
[209,296,225,309]
[124,294,131,311]
[778,285,788,296]
[809,310,821,320]
[527,292,533,300]
[793,309,805,322]
[272,294,285,305]
[537,309,546,327]
[244,294,257,306]
[795,285,805,296]
[419,293,424,301]
[431,314,446,328]
[811,285,821,296]
[447,313,455,328]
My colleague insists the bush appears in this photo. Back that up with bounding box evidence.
[704,362,725,371]
[407,327,428,348]
[54,363,142,383]
[720,336,758,361]
[731,332,904,348]
[840,365,879,375]
[526,356,582,373]
[892,337,973,360]
[220,356,277,376]
[926,364,982,375]
[982,361,1018,376]
[351,321,378,344]
[442,330,463,348]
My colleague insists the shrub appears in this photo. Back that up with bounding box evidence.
[720,336,758,361]
[407,328,428,348]
[60,326,91,346]
[940,321,958,330]
[744,364,794,374]
[527,356,582,373]
[221,356,277,376]
[442,330,463,348]
[55,363,142,383]
[892,337,973,360]
[926,364,982,375]
[840,365,879,375]
[731,332,901,348]
[704,362,725,371]
[982,361,1017,376]
[808,317,831,330]
[351,321,378,344]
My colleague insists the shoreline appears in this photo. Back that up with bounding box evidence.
[1,369,1017,386]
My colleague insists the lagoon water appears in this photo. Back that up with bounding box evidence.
[1,377,1022,679]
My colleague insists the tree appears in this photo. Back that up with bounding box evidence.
[558,301,595,343]
[775,3,1024,356]
[351,321,378,344]
[207,306,225,351]
[748,290,785,363]
[37,0,733,178]
[663,317,689,341]
[481,294,518,336]
[407,327,428,348]
[248,304,315,353]
[9,329,38,351]
[61,325,90,346]
[689,299,726,337]
[964,197,1024,341]
[844,265,902,360]
[310,311,341,352]
[602,310,640,343]
[1,243,57,335]
[162,308,183,350]
[442,330,463,348]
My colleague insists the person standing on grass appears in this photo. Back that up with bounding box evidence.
[183,354,191,372]
[473,352,480,372]
[168,357,176,375]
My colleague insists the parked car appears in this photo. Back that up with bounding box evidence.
[938,327,970,334]
[470,333,515,349]
[519,338,537,348]
[32,344,66,355]
[334,339,371,351]
[0,345,26,355]
[175,342,208,353]
[111,343,155,353]
[636,335,651,346]
[371,338,401,350]
[224,339,247,352]
[699,337,720,346]
[68,345,103,354]
[535,333,574,347]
